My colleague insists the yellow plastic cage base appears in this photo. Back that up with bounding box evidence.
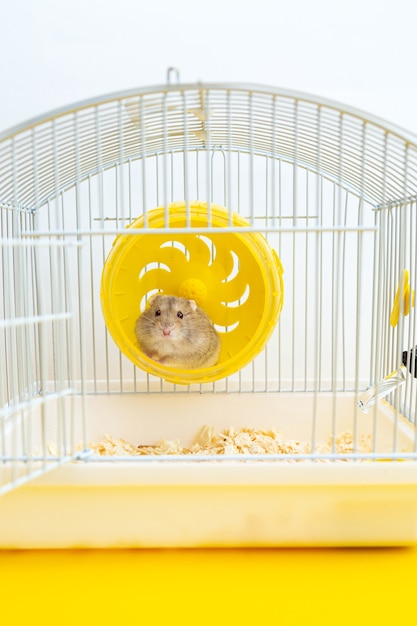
[100,202,284,384]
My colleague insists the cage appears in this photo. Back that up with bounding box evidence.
[2,69,417,548]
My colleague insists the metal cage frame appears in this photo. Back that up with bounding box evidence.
[2,73,417,495]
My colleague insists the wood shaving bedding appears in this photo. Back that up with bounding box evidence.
[85,426,372,459]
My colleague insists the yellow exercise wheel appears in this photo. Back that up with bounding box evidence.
[100,201,284,384]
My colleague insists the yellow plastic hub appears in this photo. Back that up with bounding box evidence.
[178,278,208,306]
[100,201,284,384]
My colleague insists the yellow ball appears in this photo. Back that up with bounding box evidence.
[178,279,208,307]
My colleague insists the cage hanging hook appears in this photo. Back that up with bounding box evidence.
[166,67,180,84]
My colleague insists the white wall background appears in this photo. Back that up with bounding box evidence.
[1,0,417,135]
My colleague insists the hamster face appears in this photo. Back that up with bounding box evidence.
[135,294,221,368]
[143,295,197,337]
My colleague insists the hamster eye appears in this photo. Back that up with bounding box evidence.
[177,311,183,319]
[155,309,161,317]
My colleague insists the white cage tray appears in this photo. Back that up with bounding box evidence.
[1,392,417,548]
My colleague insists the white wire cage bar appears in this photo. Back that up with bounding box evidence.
[1,79,417,497]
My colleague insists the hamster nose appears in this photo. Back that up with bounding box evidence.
[163,328,171,336]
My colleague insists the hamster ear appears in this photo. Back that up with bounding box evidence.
[147,293,161,307]
[188,299,197,312]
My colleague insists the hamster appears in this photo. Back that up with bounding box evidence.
[135,294,221,369]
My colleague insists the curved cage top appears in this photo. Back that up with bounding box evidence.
[1,82,417,210]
